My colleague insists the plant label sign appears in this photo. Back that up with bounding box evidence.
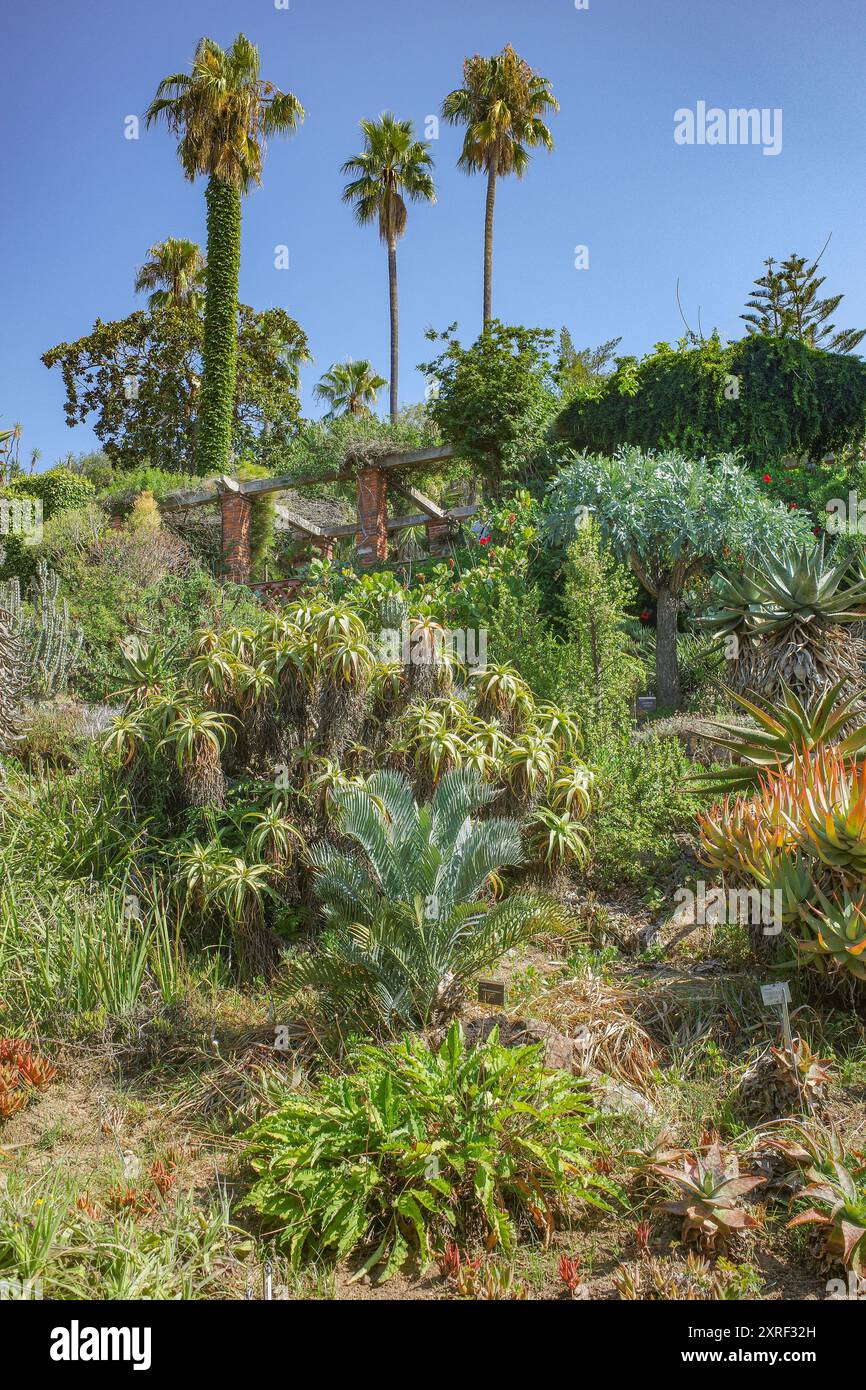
[477,979,506,1006]
[760,982,791,1007]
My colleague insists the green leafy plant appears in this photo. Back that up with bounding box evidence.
[242,1020,611,1279]
[290,767,565,1028]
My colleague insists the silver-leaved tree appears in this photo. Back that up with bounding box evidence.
[546,448,811,709]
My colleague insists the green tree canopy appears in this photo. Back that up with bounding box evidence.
[419,320,558,493]
[42,303,309,472]
[742,251,865,354]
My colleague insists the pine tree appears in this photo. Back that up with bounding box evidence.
[742,253,865,353]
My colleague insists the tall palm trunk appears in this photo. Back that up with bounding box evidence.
[197,176,241,477]
[483,155,498,327]
[388,238,399,421]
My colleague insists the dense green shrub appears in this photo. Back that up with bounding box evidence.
[419,321,560,493]
[556,335,866,476]
[587,731,702,890]
[1,468,97,582]
[243,1020,611,1278]
[4,467,96,520]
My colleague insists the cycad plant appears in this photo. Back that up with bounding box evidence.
[699,543,866,707]
[341,114,436,419]
[147,34,304,475]
[290,767,566,1030]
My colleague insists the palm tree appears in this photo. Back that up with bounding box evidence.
[134,238,207,309]
[146,34,304,477]
[341,114,436,421]
[313,359,387,419]
[442,45,559,327]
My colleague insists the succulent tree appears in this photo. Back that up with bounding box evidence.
[0,562,83,699]
[0,601,22,756]
[546,449,811,709]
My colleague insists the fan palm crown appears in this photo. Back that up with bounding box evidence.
[314,360,387,419]
[442,44,558,324]
[134,238,206,309]
[342,113,435,419]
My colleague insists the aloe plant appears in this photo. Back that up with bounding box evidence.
[699,543,866,706]
[648,1140,764,1251]
[788,1156,866,1276]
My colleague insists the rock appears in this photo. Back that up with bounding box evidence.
[593,1075,661,1123]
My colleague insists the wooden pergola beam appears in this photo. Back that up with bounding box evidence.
[387,481,447,520]
[161,447,456,513]
[273,503,329,540]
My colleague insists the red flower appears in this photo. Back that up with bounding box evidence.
[479,535,490,546]
[788,502,797,510]
[762,473,772,483]
[812,526,822,536]
[639,609,652,623]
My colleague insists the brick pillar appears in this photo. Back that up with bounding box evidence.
[426,518,450,554]
[314,539,334,562]
[356,467,388,566]
[219,487,253,583]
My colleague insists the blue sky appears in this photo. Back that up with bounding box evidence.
[3,0,865,468]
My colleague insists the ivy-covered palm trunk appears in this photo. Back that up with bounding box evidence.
[196,177,241,477]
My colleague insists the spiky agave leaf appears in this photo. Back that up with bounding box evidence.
[690,679,866,794]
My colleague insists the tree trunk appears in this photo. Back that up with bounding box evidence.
[483,160,498,327]
[655,583,681,710]
[388,238,399,421]
[197,176,241,477]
